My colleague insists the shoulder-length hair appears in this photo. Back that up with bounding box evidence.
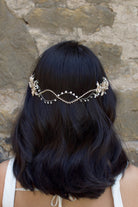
[11,40,128,199]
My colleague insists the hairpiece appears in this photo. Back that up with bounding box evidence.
[29,74,109,104]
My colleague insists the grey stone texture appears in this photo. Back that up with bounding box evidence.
[0,0,38,90]
[115,90,138,142]
[0,0,138,165]
[85,41,122,78]
[24,4,115,34]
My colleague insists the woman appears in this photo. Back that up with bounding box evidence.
[0,40,138,207]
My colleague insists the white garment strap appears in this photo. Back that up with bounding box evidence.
[2,157,16,207]
[111,173,123,207]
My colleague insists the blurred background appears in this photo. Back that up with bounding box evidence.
[0,0,138,165]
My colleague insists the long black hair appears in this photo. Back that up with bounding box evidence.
[11,40,128,200]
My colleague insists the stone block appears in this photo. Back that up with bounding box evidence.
[0,137,12,152]
[25,4,115,34]
[34,0,66,8]
[86,41,122,78]
[0,88,24,135]
[4,0,35,18]
[115,90,138,141]
[86,0,111,3]
[0,0,38,90]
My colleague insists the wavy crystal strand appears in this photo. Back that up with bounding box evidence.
[28,74,109,104]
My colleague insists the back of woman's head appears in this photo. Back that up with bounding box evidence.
[11,40,128,199]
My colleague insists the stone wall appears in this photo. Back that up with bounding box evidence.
[0,0,138,165]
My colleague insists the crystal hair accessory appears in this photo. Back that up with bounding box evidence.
[29,74,109,104]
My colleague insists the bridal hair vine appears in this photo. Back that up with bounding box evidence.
[29,74,109,104]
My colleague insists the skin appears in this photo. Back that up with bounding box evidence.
[0,159,138,207]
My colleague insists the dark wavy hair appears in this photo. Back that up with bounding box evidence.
[11,40,128,200]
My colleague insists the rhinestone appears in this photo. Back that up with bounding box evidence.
[73,93,75,96]
[84,100,87,102]
[65,91,67,93]
[69,91,72,94]
[54,99,56,101]
[47,101,49,104]
[57,94,60,96]
[50,101,52,104]
[76,95,78,98]
[61,92,63,95]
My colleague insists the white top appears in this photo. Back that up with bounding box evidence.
[2,157,127,207]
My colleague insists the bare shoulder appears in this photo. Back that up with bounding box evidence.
[0,159,10,207]
[120,163,138,207]
[121,163,138,183]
